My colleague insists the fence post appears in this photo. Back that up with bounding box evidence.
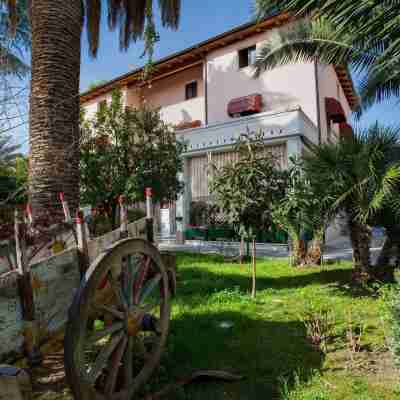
[76,210,89,278]
[14,209,42,366]
[145,188,154,243]
[119,195,128,239]
[25,204,33,226]
[59,192,72,223]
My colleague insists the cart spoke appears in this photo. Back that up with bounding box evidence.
[86,331,124,384]
[88,322,124,344]
[108,272,128,311]
[123,254,140,307]
[124,337,134,389]
[104,335,128,396]
[97,305,124,320]
[133,256,151,305]
[139,273,162,304]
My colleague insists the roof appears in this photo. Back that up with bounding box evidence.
[80,13,359,110]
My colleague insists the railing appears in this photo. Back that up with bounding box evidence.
[176,107,319,154]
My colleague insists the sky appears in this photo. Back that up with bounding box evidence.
[11,0,400,153]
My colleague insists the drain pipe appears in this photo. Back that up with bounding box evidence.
[203,54,209,125]
[314,60,322,145]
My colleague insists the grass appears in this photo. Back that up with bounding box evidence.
[149,253,400,399]
[32,253,399,399]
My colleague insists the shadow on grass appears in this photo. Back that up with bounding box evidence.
[158,310,324,400]
[176,265,354,301]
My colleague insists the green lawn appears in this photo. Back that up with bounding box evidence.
[150,253,400,400]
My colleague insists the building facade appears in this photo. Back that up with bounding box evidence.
[81,13,358,241]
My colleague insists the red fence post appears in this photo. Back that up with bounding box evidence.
[145,188,154,243]
[59,192,72,223]
[119,195,128,239]
[76,210,89,278]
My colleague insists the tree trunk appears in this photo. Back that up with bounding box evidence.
[374,228,400,282]
[306,229,324,266]
[29,0,82,218]
[251,239,256,299]
[290,237,307,267]
[240,237,244,267]
[376,234,394,269]
[348,219,371,280]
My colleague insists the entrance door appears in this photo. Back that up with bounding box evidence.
[160,204,171,237]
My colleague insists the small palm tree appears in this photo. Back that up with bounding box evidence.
[303,123,400,281]
[254,0,400,111]
[3,0,180,216]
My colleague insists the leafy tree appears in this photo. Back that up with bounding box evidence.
[2,0,180,217]
[0,131,20,168]
[210,132,287,297]
[254,0,400,111]
[0,155,27,204]
[87,80,108,91]
[272,157,334,266]
[302,124,400,281]
[80,89,184,229]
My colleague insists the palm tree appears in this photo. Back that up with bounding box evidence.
[3,0,180,217]
[254,1,400,111]
[0,0,30,77]
[0,131,20,168]
[303,124,400,281]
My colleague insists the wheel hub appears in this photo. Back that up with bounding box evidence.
[126,313,141,337]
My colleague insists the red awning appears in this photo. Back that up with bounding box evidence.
[339,122,354,139]
[228,94,263,117]
[325,97,346,124]
[175,120,202,131]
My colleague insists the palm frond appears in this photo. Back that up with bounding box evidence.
[0,42,29,77]
[254,19,376,78]
[359,64,400,109]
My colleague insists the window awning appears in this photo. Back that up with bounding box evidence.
[325,97,346,124]
[175,120,202,131]
[339,122,354,139]
[228,94,262,117]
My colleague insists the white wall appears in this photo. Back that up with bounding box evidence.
[206,26,318,127]
[82,87,129,120]
[132,64,205,126]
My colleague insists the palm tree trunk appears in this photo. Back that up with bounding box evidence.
[306,228,324,265]
[374,228,399,282]
[290,237,307,267]
[348,218,371,280]
[29,0,82,218]
[376,234,394,268]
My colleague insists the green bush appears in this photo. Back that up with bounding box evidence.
[380,285,400,367]
[390,287,400,367]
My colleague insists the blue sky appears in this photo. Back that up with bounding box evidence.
[13,0,400,152]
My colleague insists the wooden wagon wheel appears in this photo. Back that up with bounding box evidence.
[64,238,170,400]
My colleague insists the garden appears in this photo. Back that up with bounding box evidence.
[31,253,400,399]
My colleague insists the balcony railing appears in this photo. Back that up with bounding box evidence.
[176,106,319,155]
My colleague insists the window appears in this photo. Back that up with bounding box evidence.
[238,45,257,69]
[185,81,198,100]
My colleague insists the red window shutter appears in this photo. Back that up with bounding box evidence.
[339,122,354,138]
[228,94,263,117]
[325,97,346,123]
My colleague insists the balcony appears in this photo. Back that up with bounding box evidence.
[176,107,319,155]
